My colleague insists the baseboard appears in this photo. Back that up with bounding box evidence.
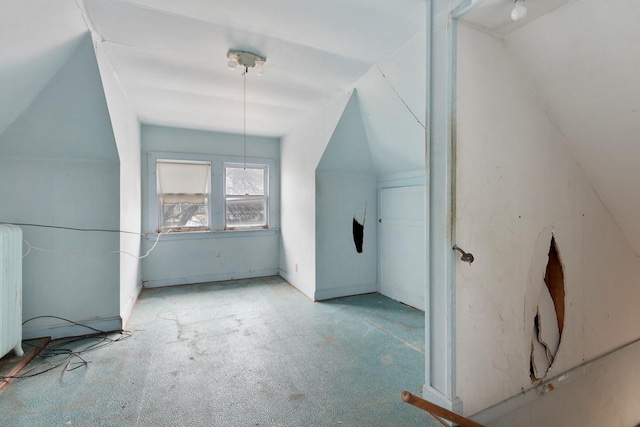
[22,316,123,340]
[120,282,143,327]
[143,268,279,288]
[314,282,378,301]
[278,269,314,301]
[380,286,425,311]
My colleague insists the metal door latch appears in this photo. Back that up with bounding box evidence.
[453,245,475,264]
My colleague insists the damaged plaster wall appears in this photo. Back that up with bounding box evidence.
[315,91,377,300]
[455,23,640,417]
[528,232,565,383]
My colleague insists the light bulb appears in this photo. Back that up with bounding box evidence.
[255,60,265,76]
[228,58,238,69]
[511,0,527,21]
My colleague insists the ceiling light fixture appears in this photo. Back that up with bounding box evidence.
[511,0,527,21]
[227,50,266,75]
[226,50,267,169]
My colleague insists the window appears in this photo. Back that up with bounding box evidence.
[225,164,268,229]
[148,152,276,235]
[157,160,211,233]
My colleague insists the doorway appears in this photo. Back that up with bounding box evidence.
[378,186,426,311]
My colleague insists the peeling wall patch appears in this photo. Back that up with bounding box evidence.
[530,236,565,382]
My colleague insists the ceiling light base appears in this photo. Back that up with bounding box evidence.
[227,50,266,75]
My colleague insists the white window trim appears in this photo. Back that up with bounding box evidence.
[157,159,212,233]
[224,162,269,230]
[147,151,277,240]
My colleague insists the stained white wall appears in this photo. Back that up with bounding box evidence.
[456,24,640,417]
[140,125,280,287]
[0,34,121,338]
[279,92,350,299]
[503,0,640,256]
[315,92,377,300]
[95,39,142,325]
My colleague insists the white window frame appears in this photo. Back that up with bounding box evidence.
[147,152,277,238]
[156,159,212,233]
[224,162,269,230]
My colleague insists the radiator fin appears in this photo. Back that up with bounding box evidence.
[0,225,23,359]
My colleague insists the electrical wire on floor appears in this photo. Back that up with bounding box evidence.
[0,316,132,381]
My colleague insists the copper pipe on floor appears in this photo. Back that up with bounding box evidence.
[401,391,484,427]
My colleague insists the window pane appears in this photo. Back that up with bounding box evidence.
[162,201,209,230]
[225,166,264,196]
[226,196,266,227]
[157,160,211,232]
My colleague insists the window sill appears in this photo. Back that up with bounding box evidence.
[149,228,280,241]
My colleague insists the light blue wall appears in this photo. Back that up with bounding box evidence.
[140,124,280,287]
[315,92,377,300]
[0,34,121,338]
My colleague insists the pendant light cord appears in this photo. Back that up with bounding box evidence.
[243,66,247,170]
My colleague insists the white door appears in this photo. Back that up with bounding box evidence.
[378,186,426,311]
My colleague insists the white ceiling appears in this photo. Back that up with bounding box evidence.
[461,0,573,36]
[81,0,426,137]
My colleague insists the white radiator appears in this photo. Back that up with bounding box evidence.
[0,224,23,358]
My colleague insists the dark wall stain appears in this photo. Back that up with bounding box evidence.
[353,217,364,253]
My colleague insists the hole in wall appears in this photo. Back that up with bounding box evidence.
[352,203,367,254]
[530,236,565,382]
[545,238,565,334]
[352,217,364,253]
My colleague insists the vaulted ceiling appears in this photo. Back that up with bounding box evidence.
[82,0,426,137]
[3,0,640,249]
[1,0,426,138]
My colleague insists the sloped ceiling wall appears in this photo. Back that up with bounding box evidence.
[317,92,375,175]
[0,34,120,336]
[355,27,426,178]
[502,0,640,252]
[0,0,87,137]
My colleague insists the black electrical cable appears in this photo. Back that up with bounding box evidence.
[0,316,131,381]
[23,315,106,332]
[0,221,145,236]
